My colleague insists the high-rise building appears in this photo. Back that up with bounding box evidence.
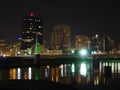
[102,35,114,51]
[91,35,114,52]
[21,13,43,49]
[50,24,71,50]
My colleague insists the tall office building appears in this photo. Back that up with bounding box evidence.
[50,24,71,50]
[102,35,114,51]
[91,35,114,52]
[21,13,43,49]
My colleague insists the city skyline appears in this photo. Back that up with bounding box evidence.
[0,0,120,45]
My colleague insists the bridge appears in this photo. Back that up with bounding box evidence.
[0,54,92,68]
[0,54,120,68]
[93,54,120,59]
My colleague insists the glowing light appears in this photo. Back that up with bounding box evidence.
[80,63,87,76]
[35,69,39,80]
[80,49,87,56]
[118,63,120,73]
[18,37,22,40]
[2,54,6,57]
[79,48,89,59]
[64,64,67,76]
[45,65,50,77]
[30,13,34,16]
[71,50,75,54]
[13,68,17,79]
[60,64,64,77]
[112,63,114,73]
[71,63,75,74]
[28,67,32,80]
[17,68,21,79]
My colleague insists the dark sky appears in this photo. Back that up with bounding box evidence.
[0,0,120,47]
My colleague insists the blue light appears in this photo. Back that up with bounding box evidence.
[18,37,22,40]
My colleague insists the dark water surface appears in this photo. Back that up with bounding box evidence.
[0,56,120,90]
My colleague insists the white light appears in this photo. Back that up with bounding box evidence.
[28,67,32,80]
[3,54,6,57]
[17,68,21,79]
[79,49,88,57]
[18,51,20,54]
[71,63,75,73]
[60,64,64,77]
[71,50,75,54]
[80,49,87,56]
[80,63,87,76]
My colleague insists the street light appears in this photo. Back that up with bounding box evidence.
[78,48,89,59]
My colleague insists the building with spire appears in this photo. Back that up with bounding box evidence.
[21,13,43,53]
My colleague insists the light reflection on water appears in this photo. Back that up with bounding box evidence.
[1,59,120,86]
[0,61,93,85]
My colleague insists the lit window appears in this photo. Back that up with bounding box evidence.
[38,26,42,28]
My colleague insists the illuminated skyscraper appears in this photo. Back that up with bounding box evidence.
[102,35,114,51]
[50,24,71,50]
[21,13,43,49]
[91,35,114,52]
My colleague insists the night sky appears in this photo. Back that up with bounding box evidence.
[0,0,120,47]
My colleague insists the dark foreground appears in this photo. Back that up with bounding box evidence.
[0,79,120,90]
[0,80,77,90]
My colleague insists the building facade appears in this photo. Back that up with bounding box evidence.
[91,35,114,53]
[75,35,91,50]
[21,13,43,49]
[50,24,71,50]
